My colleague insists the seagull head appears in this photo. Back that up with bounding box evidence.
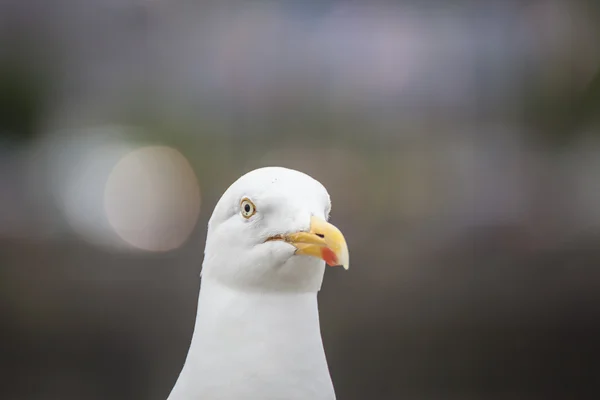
[201,167,349,293]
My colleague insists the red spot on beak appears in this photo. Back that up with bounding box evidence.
[321,247,338,266]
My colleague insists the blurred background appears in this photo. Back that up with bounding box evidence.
[1,0,600,399]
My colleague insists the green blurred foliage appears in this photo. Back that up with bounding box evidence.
[0,55,52,143]
[524,65,600,148]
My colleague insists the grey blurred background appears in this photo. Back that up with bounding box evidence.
[1,1,600,399]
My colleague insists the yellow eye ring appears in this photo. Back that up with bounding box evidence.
[240,198,256,219]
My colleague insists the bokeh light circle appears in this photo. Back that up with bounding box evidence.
[104,146,201,252]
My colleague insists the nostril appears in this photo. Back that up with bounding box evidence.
[316,233,325,238]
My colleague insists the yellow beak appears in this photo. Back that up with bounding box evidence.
[271,216,349,270]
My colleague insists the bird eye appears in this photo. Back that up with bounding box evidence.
[240,198,256,219]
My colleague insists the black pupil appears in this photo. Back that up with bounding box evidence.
[244,204,251,213]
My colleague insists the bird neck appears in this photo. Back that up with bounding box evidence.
[192,279,326,356]
[170,279,336,399]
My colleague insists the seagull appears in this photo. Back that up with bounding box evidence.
[167,166,349,400]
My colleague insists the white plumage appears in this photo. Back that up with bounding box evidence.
[167,167,349,400]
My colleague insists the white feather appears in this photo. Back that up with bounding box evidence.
[167,167,336,400]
